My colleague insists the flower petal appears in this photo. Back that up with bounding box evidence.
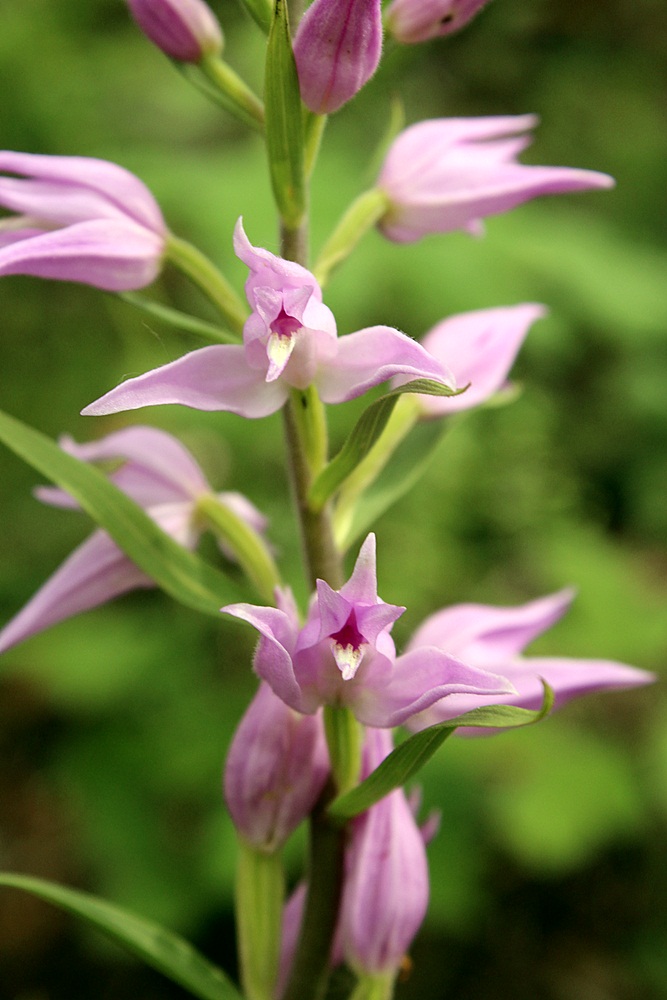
[0,218,165,291]
[416,303,546,415]
[0,150,166,233]
[406,589,575,665]
[222,602,306,710]
[0,529,153,655]
[317,325,455,403]
[350,646,515,727]
[82,345,288,419]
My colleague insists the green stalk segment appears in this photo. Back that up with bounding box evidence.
[235,839,285,1000]
[195,493,282,604]
[166,235,249,335]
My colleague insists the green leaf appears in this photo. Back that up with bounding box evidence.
[119,292,240,345]
[309,380,463,512]
[265,0,305,227]
[328,684,554,821]
[0,408,244,618]
[0,873,242,1000]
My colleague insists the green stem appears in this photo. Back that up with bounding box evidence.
[313,189,390,287]
[235,838,285,1000]
[166,235,248,335]
[195,493,282,603]
[282,788,347,1000]
[118,292,240,344]
[199,54,265,130]
[349,972,396,1000]
[283,391,343,589]
[324,705,362,795]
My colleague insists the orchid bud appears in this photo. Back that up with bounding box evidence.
[126,0,223,63]
[339,728,430,976]
[293,0,383,114]
[224,682,330,852]
[386,0,491,45]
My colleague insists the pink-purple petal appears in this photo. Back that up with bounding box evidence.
[0,218,165,291]
[222,603,305,710]
[0,529,153,655]
[406,589,575,664]
[317,325,455,403]
[0,150,166,233]
[416,303,546,415]
[350,646,515,727]
[81,345,288,419]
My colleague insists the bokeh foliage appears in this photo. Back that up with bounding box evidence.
[0,0,666,997]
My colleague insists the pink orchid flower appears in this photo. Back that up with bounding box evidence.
[0,151,167,290]
[126,0,223,62]
[83,219,454,420]
[405,589,656,730]
[377,115,614,243]
[386,0,492,44]
[0,426,266,655]
[223,534,514,728]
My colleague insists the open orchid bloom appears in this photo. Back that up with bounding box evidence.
[403,303,546,415]
[126,0,223,62]
[376,115,615,243]
[0,151,167,290]
[82,219,455,420]
[386,0,492,44]
[0,426,266,655]
[293,0,383,114]
[405,590,656,730]
[223,534,515,728]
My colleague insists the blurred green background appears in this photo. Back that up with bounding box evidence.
[1,0,666,997]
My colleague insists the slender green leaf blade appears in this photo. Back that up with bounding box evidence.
[328,684,554,821]
[309,379,462,511]
[0,408,244,617]
[265,0,305,226]
[0,873,242,1000]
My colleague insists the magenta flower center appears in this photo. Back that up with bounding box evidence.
[270,307,302,340]
[329,609,367,681]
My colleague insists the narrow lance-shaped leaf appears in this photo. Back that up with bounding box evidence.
[308,378,464,511]
[0,873,243,1000]
[265,0,306,227]
[0,408,245,617]
[328,683,554,821]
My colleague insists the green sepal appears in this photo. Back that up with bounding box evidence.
[308,379,465,512]
[0,408,246,618]
[328,683,555,821]
[236,0,273,34]
[119,293,241,345]
[0,873,243,1000]
[265,0,306,228]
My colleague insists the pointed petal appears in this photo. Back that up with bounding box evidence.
[82,345,288,419]
[0,151,166,233]
[417,303,546,414]
[0,219,164,291]
[339,533,378,603]
[0,529,152,655]
[222,602,305,710]
[350,647,515,727]
[407,589,575,665]
[233,217,319,291]
[317,325,455,403]
[410,655,656,730]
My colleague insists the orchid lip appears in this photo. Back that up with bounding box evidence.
[332,640,365,681]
